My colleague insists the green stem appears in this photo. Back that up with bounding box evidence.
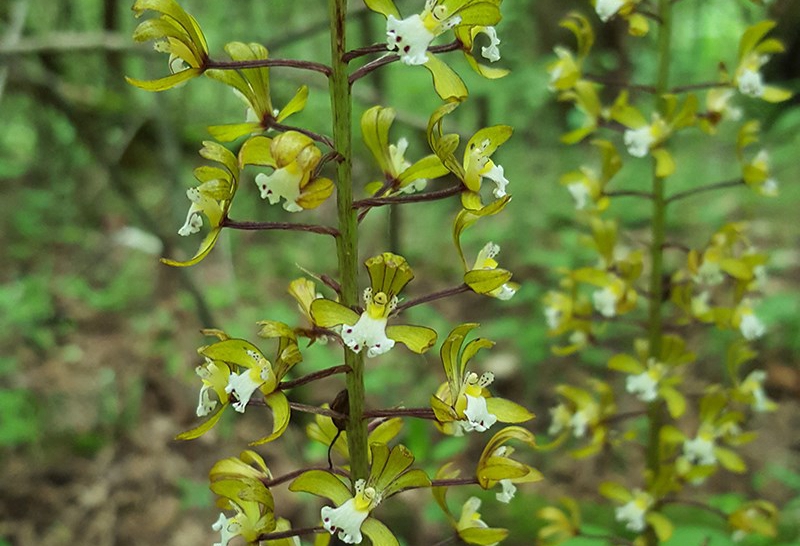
[645,1,672,545]
[329,0,368,484]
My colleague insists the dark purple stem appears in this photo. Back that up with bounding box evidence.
[207,58,332,76]
[221,218,339,237]
[394,284,470,314]
[280,365,349,390]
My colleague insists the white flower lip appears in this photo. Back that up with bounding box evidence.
[342,312,395,358]
[615,498,648,532]
[595,0,626,23]
[461,394,497,432]
[212,513,242,546]
[255,170,303,212]
[623,125,655,158]
[682,434,717,466]
[495,478,516,503]
[592,286,618,318]
[386,14,435,66]
[738,68,765,98]
[321,497,370,544]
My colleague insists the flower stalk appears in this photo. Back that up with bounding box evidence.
[645,1,673,544]
[329,0,368,484]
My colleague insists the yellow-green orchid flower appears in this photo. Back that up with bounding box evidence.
[476,427,541,503]
[205,42,310,142]
[729,500,779,543]
[310,253,437,357]
[545,381,616,458]
[608,335,695,418]
[209,451,276,546]
[593,0,649,36]
[177,329,300,445]
[239,133,334,212]
[290,444,430,545]
[559,139,621,212]
[547,13,594,92]
[361,105,448,196]
[452,197,519,299]
[433,464,508,546]
[431,324,533,435]
[164,141,238,267]
[127,0,209,91]
[733,21,792,103]
[366,0,504,98]
[428,101,512,209]
[600,483,672,541]
[373,0,502,66]
[662,390,753,482]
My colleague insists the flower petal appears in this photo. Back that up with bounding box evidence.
[385,324,437,354]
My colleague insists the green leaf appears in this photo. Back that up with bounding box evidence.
[125,68,202,92]
[608,353,643,374]
[310,299,359,328]
[385,324,437,354]
[289,470,351,505]
[761,86,792,103]
[660,386,686,418]
[463,53,510,80]
[715,447,747,473]
[132,0,208,54]
[653,148,675,178]
[250,391,290,445]
[398,154,449,185]
[361,518,400,546]
[598,482,631,503]
[361,105,395,174]
[200,140,238,176]
[175,404,226,440]
[738,20,776,60]
[423,55,468,101]
[161,227,222,267]
[646,512,674,542]
[486,397,534,423]
[363,0,400,18]
[465,268,512,295]
[277,85,309,122]
[383,468,431,497]
[459,526,509,545]
[239,135,275,168]
[372,444,414,491]
[200,338,265,368]
[369,417,403,445]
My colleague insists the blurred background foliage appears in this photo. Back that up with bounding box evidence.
[0,0,798,545]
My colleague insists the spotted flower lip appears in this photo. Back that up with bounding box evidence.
[310,253,437,357]
[292,444,430,546]
[386,14,436,65]
[431,324,533,436]
[320,479,378,544]
[384,0,465,66]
